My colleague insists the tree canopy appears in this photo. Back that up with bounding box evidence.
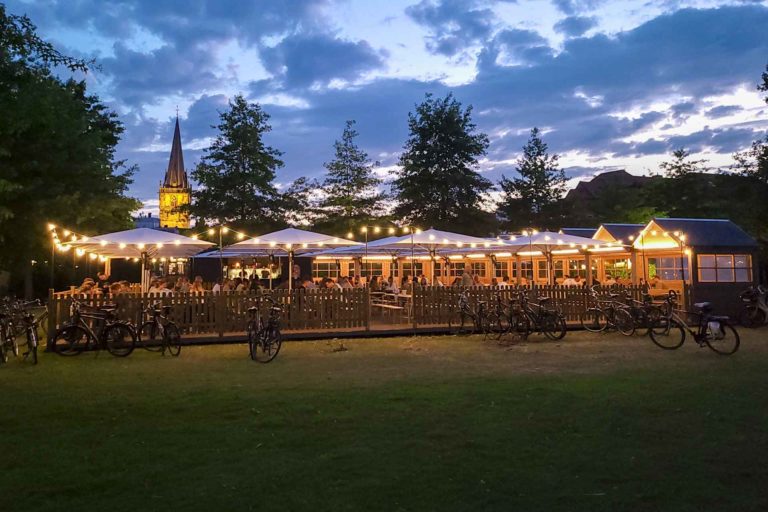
[316,120,385,234]
[190,94,285,229]
[393,93,492,233]
[0,5,139,295]
[497,128,567,230]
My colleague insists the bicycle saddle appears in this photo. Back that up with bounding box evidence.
[538,297,551,303]
[609,293,620,298]
[247,306,258,313]
[693,302,712,311]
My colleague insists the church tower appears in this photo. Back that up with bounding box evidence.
[159,116,191,229]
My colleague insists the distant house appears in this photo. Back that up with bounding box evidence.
[134,212,160,229]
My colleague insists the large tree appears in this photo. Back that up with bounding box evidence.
[190,94,285,229]
[497,128,567,230]
[316,120,385,234]
[0,5,139,296]
[393,93,492,233]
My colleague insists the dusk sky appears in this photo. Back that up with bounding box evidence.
[8,0,768,213]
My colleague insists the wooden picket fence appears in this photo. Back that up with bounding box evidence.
[47,285,648,339]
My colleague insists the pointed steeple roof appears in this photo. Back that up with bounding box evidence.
[163,116,189,189]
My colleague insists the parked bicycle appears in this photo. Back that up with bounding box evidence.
[496,290,566,341]
[51,299,136,357]
[618,289,663,336]
[448,291,488,335]
[247,295,283,363]
[138,303,182,356]
[738,285,768,328]
[580,286,635,336]
[650,290,740,355]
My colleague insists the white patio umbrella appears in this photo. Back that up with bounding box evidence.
[373,228,505,284]
[501,231,618,285]
[65,228,214,292]
[224,228,361,291]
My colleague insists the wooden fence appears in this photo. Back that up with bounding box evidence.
[47,285,648,339]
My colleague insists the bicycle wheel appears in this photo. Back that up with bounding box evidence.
[163,323,182,357]
[138,321,164,352]
[103,323,136,357]
[482,312,504,338]
[542,313,567,340]
[26,329,38,365]
[9,329,19,358]
[449,311,475,335]
[52,325,89,356]
[649,318,685,350]
[614,308,636,337]
[252,327,282,363]
[580,308,607,332]
[704,321,740,356]
[0,337,7,364]
[636,306,663,337]
[738,306,765,328]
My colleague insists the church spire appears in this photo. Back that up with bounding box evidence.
[163,116,189,189]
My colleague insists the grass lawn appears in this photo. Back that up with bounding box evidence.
[2,330,767,511]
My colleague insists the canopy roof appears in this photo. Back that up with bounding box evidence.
[65,228,214,258]
[224,228,361,255]
[306,236,430,258]
[500,231,617,254]
[373,228,502,252]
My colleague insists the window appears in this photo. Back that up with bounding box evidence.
[399,261,423,278]
[537,260,548,280]
[312,262,340,279]
[493,260,508,278]
[469,262,486,277]
[698,254,752,283]
[567,258,586,278]
[604,258,631,280]
[349,262,383,277]
[648,256,689,280]
[554,260,564,279]
[434,261,465,277]
[512,261,533,280]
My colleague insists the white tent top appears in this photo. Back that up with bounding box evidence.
[65,228,214,258]
[376,228,503,251]
[305,236,430,258]
[500,231,619,253]
[225,227,361,254]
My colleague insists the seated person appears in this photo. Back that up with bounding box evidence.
[562,275,578,287]
[603,274,617,286]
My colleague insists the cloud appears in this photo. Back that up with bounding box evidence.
[260,33,387,89]
[705,104,743,118]
[406,0,497,56]
[552,0,606,15]
[554,15,598,37]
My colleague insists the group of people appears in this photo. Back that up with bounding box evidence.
[297,273,440,294]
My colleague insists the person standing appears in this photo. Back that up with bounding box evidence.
[461,270,474,287]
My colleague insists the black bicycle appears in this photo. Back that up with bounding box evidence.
[247,295,283,363]
[580,286,635,336]
[51,299,136,357]
[138,303,182,357]
[448,291,488,335]
[619,290,663,337]
[650,291,740,355]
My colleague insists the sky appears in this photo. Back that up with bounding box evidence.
[7,0,768,214]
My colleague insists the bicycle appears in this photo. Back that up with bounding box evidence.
[499,290,566,341]
[247,295,283,363]
[481,293,509,339]
[618,290,664,337]
[649,291,740,355]
[448,291,488,335]
[51,299,136,357]
[0,300,21,364]
[138,303,182,357]
[579,286,635,336]
[738,285,768,328]
[495,294,532,343]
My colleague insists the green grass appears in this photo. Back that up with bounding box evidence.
[2,332,768,511]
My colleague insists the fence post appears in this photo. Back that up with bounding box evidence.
[364,287,371,332]
[216,292,225,338]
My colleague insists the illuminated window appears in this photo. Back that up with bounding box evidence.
[648,256,689,280]
[604,258,631,280]
[349,262,383,277]
[312,262,340,279]
[698,254,751,283]
[399,261,423,278]
[434,261,465,277]
[512,261,534,280]
[493,260,508,278]
[537,260,548,280]
[470,262,487,277]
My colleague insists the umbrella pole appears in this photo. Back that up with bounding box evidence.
[288,251,293,292]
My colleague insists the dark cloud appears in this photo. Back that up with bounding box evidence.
[552,0,606,15]
[705,104,743,118]
[406,0,496,56]
[261,33,387,88]
[477,28,553,68]
[554,15,598,37]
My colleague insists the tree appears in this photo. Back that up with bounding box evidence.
[190,94,285,230]
[393,93,492,233]
[659,148,708,178]
[0,5,139,296]
[758,62,768,99]
[316,120,385,234]
[733,64,768,184]
[497,128,567,230]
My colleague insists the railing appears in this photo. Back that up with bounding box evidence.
[47,285,650,338]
